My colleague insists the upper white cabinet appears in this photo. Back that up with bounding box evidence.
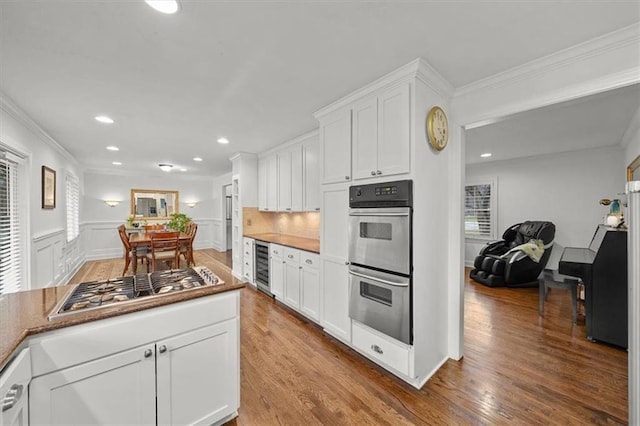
[258,131,320,212]
[319,108,352,184]
[352,83,410,180]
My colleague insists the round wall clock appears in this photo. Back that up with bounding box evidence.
[427,106,449,151]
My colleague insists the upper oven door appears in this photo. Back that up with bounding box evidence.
[348,207,411,275]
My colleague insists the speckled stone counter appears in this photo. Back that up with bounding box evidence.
[244,233,320,253]
[0,265,244,371]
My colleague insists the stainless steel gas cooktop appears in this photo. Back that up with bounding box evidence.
[49,267,222,320]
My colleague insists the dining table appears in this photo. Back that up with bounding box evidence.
[128,231,192,274]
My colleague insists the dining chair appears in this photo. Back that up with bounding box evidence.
[180,222,198,267]
[117,224,144,275]
[145,231,180,272]
[144,224,164,232]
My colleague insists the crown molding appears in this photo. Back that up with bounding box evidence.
[455,23,640,98]
[313,58,454,119]
[258,128,319,158]
[0,92,79,166]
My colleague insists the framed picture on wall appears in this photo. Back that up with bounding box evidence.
[42,165,56,209]
[628,154,640,182]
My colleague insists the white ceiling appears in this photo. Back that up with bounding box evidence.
[1,1,639,176]
[466,83,640,165]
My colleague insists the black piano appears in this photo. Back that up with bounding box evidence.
[559,225,628,348]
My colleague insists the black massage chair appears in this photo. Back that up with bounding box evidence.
[470,221,555,288]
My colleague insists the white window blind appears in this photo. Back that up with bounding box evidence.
[66,174,80,242]
[465,182,494,239]
[0,151,22,294]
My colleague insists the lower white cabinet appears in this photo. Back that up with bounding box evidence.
[321,256,351,343]
[270,244,285,298]
[351,320,411,377]
[243,237,255,284]
[271,245,320,323]
[0,348,31,426]
[28,292,240,426]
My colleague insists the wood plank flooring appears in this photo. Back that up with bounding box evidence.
[70,252,628,425]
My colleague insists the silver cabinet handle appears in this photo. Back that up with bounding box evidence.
[315,208,320,211]
[144,349,153,358]
[371,344,384,354]
[274,250,279,255]
[299,266,302,269]
[2,384,23,413]
[282,260,286,264]
[286,208,291,211]
[370,171,376,176]
[305,259,313,265]
[345,175,350,180]
[159,345,167,354]
[288,254,294,259]
[376,170,382,175]
[344,261,350,265]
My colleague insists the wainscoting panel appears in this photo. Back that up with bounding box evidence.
[31,228,85,288]
[212,218,224,251]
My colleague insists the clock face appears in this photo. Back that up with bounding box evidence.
[427,106,448,151]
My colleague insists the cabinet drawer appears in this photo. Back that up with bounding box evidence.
[300,252,319,269]
[351,321,410,376]
[243,238,254,249]
[283,247,300,263]
[270,244,284,258]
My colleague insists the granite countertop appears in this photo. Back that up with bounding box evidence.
[0,265,245,371]
[244,233,320,253]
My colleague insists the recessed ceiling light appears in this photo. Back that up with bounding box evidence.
[106,146,119,151]
[159,163,173,172]
[179,168,187,172]
[95,115,114,124]
[112,161,122,166]
[480,153,492,158]
[217,137,229,144]
[193,157,203,162]
[145,0,180,14]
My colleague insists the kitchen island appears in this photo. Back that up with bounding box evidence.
[0,264,244,425]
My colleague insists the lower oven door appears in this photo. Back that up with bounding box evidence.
[348,265,411,345]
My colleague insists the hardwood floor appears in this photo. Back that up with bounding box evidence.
[70,253,628,425]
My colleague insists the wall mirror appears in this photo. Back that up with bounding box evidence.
[628,155,640,181]
[131,189,179,220]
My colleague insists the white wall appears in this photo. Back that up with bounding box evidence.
[465,146,625,266]
[623,106,640,171]
[212,172,232,251]
[1,96,84,289]
[82,171,217,260]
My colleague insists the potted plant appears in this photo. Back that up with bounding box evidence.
[167,212,192,232]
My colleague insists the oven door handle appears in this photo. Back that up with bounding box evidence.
[349,212,409,217]
[349,270,409,287]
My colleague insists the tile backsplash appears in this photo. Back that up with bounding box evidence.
[243,207,320,239]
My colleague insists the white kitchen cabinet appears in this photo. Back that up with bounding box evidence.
[291,144,304,211]
[284,259,301,309]
[352,83,410,180]
[28,292,241,426]
[319,108,352,184]
[243,237,255,284]
[303,135,321,212]
[30,343,157,425]
[277,149,292,211]
[270,244,285,298]
[258,158,267,211]
[300,252,320,322]
[156,320,239,425]
[321,187,350,342]
[0,348,31,426]
[265,154,278,211]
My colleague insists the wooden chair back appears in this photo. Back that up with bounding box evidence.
[147,231,180,271]
[117,224,131,251]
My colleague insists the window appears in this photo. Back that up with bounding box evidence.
[465,180,496,239]
[0,150,22,294]
[66,174,80,242]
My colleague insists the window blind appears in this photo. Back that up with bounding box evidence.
[0,151,21,294]
[465,183,493,238]
[66,174,80,242]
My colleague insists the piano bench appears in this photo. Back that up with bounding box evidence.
[538,269,580,324]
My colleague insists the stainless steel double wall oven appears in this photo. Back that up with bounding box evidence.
[348,180,413,344]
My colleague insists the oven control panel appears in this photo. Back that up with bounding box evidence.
[350,180,412,208]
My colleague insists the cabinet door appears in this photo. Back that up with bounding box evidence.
[352,96,378,180]
[321,257,351,343]
[302,136,320,212]
[277,149,292,211]
[300,265,320,322]
[0,349,31,426]
[290,144,304,212]
[258,158,267,211]
[30,345,156,426]
[321,188,349,260]
[157,320,239,426]
[284,261,301,309]
[377,83,410,177]
[270,255,285,299]
[243,238,254,284]
[266,154,278,211]
[320,109,352,184]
